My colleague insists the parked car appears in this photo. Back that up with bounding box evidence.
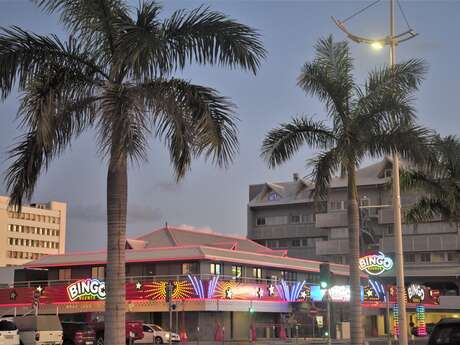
[426,323,436,335]
[135,324,180,344]
[88,318,143,345]
[428,318,460,345]
[0,319,20,345]
[14,315,63,345]
[61,322,95,345]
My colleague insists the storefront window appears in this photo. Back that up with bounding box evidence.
[210,263,222,275]
[91,266,105,280]
[231,265,242,280]
[182,263,198,275]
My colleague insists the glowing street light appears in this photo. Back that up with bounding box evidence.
[371,41,384,50]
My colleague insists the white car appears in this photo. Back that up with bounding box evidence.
[135,324,180,344]
[0,319,20,345]
[14,316,62,345]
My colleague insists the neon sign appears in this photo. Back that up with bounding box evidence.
[359,252,393,276]
[67,279,106,301]
[407,284,425,304]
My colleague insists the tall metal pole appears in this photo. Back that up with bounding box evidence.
[390,1,408,345]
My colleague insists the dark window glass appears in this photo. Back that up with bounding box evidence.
[0,320,17,331]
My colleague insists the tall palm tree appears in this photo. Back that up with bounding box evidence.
[402,135,460,224]
[261,36,430,345]
[0,1,265,344]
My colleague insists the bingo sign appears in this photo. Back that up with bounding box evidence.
[359,252,394,276]
[67,279,106,302]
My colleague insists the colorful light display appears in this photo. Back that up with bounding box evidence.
[416,305,427,336]
[393,304,399,336]
[359,251,394,276]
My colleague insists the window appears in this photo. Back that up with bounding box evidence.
[267,240,278,248]
[252,268,262,280]
[267,191,279,201]
[278,239,289,247]
[302,214,315,224]
[59,268,71,280]
[91,266,105,280]
[281,270,297,281]
[292,239,301,247]
[420,253,431,262]
[182,263,198,275]
[447,252,458,262]
[232,265,242,280]
[210,263,222,275]
[404,253,415,263]
[329,200,346,211]
[256,217,266,226]
[291,215,301,224]
[431,253,445,263]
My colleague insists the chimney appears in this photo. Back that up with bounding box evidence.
[293,173,299,181]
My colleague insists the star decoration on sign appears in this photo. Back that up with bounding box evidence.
[36,286,43,294]
[135,281,142,290]
[366,289,374,297]
[300,291,308,300]
[10,290,17,301]
[256,288,264,299]
[267,285,275,296]
[225,287,233,299]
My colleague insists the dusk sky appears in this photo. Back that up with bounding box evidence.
[0,0,459,251]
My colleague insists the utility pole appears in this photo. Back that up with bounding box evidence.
[389,1,408,344]
[332,1,418,344]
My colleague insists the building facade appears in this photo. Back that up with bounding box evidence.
[247,157,460,294]
[0,196,66,266]
[0,226,359,340]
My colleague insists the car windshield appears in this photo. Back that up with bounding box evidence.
[0,320,17,331]
[431,324,460,344]
[152,325,163,332]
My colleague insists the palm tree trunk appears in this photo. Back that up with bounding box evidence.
[105,151,127,345]
[348,164,363,345]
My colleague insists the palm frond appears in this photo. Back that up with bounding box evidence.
[405,197,450,223]
[35,0,131,55]
[98,84,150,164]
[136,78,239,178]
[117,2,266,78]
[365,59,427,95]
[298,36,353,122]
[364,122,433,165]
[261,116,335,168]
[0,26,107,99]
[308,148,340,199]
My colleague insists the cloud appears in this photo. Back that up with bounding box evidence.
[70,203,162,224]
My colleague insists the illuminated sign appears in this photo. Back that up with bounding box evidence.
[311,285,350,302]
[362,279,386,303]
[393,304,399,336]
[359,252,393,276]
[416,305,427,336]
[67,279,106,301]
[407,284,425,304]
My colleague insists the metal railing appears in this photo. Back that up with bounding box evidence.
[9,274,306,289]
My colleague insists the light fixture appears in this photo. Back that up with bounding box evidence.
[371,41,384,50]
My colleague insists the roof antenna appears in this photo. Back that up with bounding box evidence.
[165,222,168,229]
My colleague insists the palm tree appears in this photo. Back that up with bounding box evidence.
[0,1,265,344]
[261,36,430,345]
[402,135,460,224]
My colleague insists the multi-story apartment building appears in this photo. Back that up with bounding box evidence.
[248,157,460,297]
[0,196,66,266]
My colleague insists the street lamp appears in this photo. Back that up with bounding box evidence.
[332,2,418,345]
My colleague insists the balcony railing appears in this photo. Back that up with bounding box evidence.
[315,239,349,255]
[6,274,298,289]
[315,211,348,228]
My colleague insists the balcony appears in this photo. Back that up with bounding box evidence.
[380,233,460,252]
[315,211,347,228]
[248,223,322,239]
[315,239,349,255]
